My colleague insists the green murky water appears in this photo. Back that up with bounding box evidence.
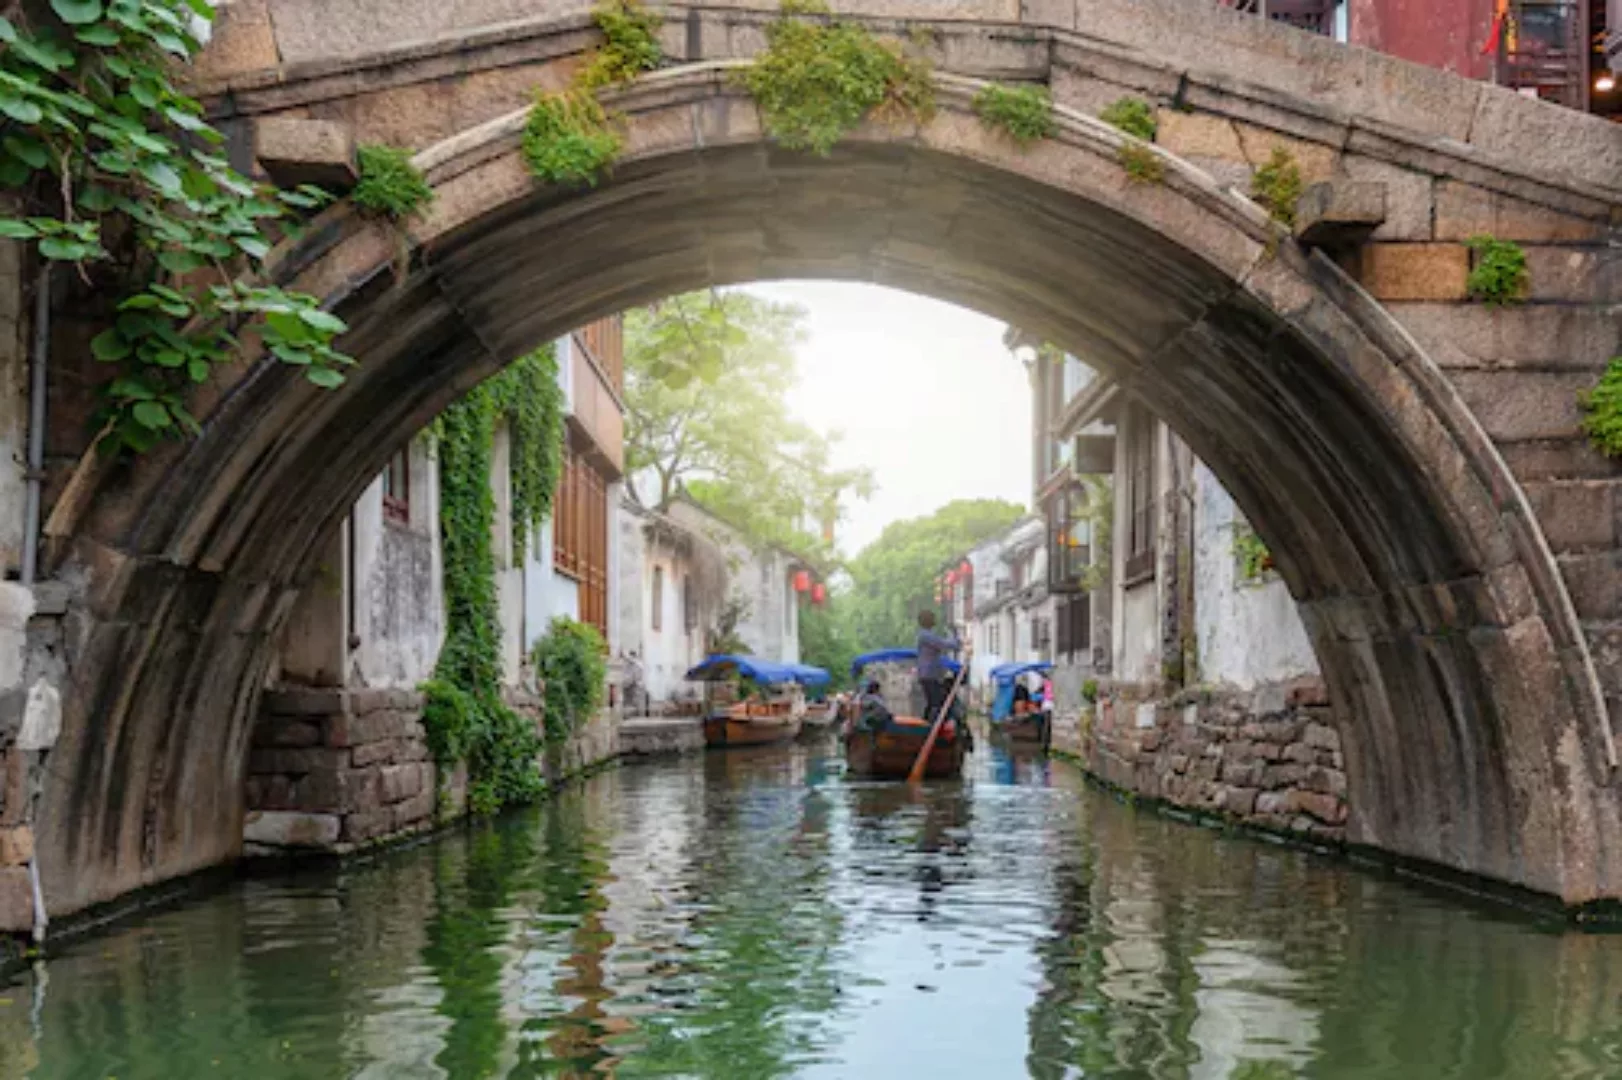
[4,738,1621,1079]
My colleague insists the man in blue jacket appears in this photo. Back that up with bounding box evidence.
[915,610,962,722]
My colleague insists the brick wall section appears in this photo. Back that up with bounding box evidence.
[245,687,439,851]
[0,748,34,931]
[1056,677,1349,842]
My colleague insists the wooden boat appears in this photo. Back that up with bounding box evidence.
[800,699,840,733]
[988,661,1054,750]
[843,647,970,779]
[992,702,1049,746]
[845,714,967,779]
[684,655,827,750]
[703,701,802,748]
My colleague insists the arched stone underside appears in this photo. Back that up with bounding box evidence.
[40,69,1617,914]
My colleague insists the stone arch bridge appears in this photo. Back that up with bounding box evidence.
[5,1,1621,924]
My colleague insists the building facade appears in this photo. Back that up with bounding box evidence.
[247,317,627,852]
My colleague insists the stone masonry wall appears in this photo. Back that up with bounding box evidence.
[1054,676,1349,842]
[245,685,621,855]
[245,687,439,852]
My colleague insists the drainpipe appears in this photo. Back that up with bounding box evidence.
[21,265,49,945]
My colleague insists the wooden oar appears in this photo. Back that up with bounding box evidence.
[907,655,969,784]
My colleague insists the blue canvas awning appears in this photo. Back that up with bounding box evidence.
[989,660,1053,686]
[850,648,962,677]
[684,655,828,687]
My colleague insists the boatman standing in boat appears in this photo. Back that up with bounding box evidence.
[915,610,962,721]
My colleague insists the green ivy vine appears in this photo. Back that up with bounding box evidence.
[0,0,351,455]
[531,616,607,743]
[422,345,567,817]
[737,0,935,156]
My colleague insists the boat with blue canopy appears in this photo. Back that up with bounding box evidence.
[843,647,969,779]
[989,660,1054,747]
[683,654,828,748]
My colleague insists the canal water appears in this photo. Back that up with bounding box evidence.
[3,738,1621,1079]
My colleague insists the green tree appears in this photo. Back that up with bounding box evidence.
[624,290,874,560]
[841,499,1026,649]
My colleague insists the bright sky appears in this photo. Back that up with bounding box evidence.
[741,281,1032,557]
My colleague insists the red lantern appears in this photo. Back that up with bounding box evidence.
[793,570,811,593]
[945,568,959,585]
[812,583,827,605]
[959,560,972,576]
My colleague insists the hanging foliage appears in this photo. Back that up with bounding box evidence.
[422,344,566,816]
[0,0,350,456]
[531,617,608,743]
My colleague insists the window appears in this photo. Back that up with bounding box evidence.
[1033,616,1052,659]
[554,447,610,636]
[684,574,698,631]
[652,566,664,632]
[382,447,410,526]
[576,316,624,394]
[1056,594,1091,662]
[1047,482,1094,592]
[1124,408,1158,584]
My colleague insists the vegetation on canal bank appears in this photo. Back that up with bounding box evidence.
[0,0,348,455]
[737,0,935,156]
[424,346,572,817]
[521,0,662,186]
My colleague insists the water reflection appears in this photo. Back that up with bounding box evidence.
[5,738,1622,1078]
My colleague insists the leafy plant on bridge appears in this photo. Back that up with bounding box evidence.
[352,145,434,220]
[737,0,935,156]
[1233,523,1274,583]
[1465,234,1530,306]
[1100,97,1157,142]
[1101,96,1163,185]
[1580,358,1622,459]
[423,345,567,816]
[1250,146,1304,230]
[973,83,1056,147]
[0,0,351,455]
[531,617,608,744]
[521,0,662,187]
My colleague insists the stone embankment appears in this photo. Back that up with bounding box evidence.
[1055,677,1348,842]
[245,686,623,856]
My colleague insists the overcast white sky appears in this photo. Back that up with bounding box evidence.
[740,281,1032,557]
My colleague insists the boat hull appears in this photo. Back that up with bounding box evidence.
[845,719,966,779]
[704,714,802,748]
[993,715,1049,746]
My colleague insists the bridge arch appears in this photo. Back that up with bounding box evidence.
[36,63,1618,913]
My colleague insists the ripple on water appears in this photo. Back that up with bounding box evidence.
[8,741,1622,1078]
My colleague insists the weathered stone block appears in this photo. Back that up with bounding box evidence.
[1282,743,1317,764]
[351,738,400,768]
[1302,722,1340,751]
[255,117,357,192]
[392,788,436,831]
[1358,243,1469,301]
[1295,180,1386,249]
[263,687,346,717]
[1292,790,1347,825]
[1263,762,1309,789]
[1220,787,1259,816]
[1306,766,1348,797]
[242,811,341,849]
[0,867,31,932]
[1434,181,1607,243]
[1340,156,1434,241]
[0,826,32,866]
[252,719,323,749]
[248,746,352,776]
[380,762,425,804]
[0,751,26,827]
[325,709,407,748]
[340,809,393,844]
[1156,111,1245,162]
[1525,481,1618,553]
[1255,792,1291,816]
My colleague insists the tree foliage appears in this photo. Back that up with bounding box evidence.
[840,498,1026,649]
[624,290,874,562]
